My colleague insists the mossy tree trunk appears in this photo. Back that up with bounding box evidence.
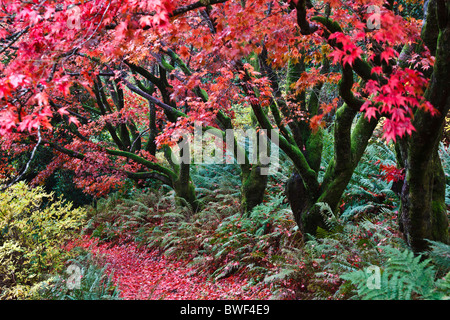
[240,164,269,213]
[212,111,269,214]
[284,103,378,236]
[398,145,449,252]
[172,163,199,212]
[395,0,450,252]
[162,143,200,212]
[244,9,381,238]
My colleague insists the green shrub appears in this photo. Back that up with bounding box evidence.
[0,181,86,299]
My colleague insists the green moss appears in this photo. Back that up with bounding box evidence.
[160,56,175,72]
[306,130,323,173]
[173,177,199,212]
[241,166,268,213]
[431,200,450,243]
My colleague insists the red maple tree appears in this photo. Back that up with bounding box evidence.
[0,0,449,252]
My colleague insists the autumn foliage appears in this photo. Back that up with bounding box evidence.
[0,0,436,195]
[1,0,450,301]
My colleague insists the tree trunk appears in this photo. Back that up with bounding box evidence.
[285,172,326,236]
[241,164,268,213]
[397,0,450,252]
[163,142,199,212]
[172,170,198,212]
[399,148,449,252]
[285,105,378,237]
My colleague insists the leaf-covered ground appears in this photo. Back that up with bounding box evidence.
[67,236,272,300]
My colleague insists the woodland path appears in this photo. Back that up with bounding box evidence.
[69,236,272,300]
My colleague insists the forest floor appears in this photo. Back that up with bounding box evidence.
[67,236,273,300]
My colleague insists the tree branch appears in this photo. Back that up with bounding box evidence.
[106,148,177,180]
[170,0,229,18]
[125,170,173,187]
[121,77,186,120]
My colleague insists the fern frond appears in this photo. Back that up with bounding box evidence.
[427,240,450,273]
[341,246,440,300]
[264,268,297,283]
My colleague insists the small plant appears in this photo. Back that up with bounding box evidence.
[427,240,450,276]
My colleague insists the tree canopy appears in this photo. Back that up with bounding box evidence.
[0,0,449,253]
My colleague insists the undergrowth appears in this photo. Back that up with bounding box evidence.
[32,246,121,300]
[340,244,450,300]
[78,137,450,300]
[84,184,302,283]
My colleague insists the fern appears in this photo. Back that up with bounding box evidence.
[264,204,405,299]
[427,240,450,274]
[34,250,121,300]
[341,140,399,221]
[434,272,450,299]
[191,163,242,200]
[316,202,340,232]
[264,268,297,284]
[340,246,448,300]
[438,143,450,207]
[317,128,334,184]
[187,194,297,278]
